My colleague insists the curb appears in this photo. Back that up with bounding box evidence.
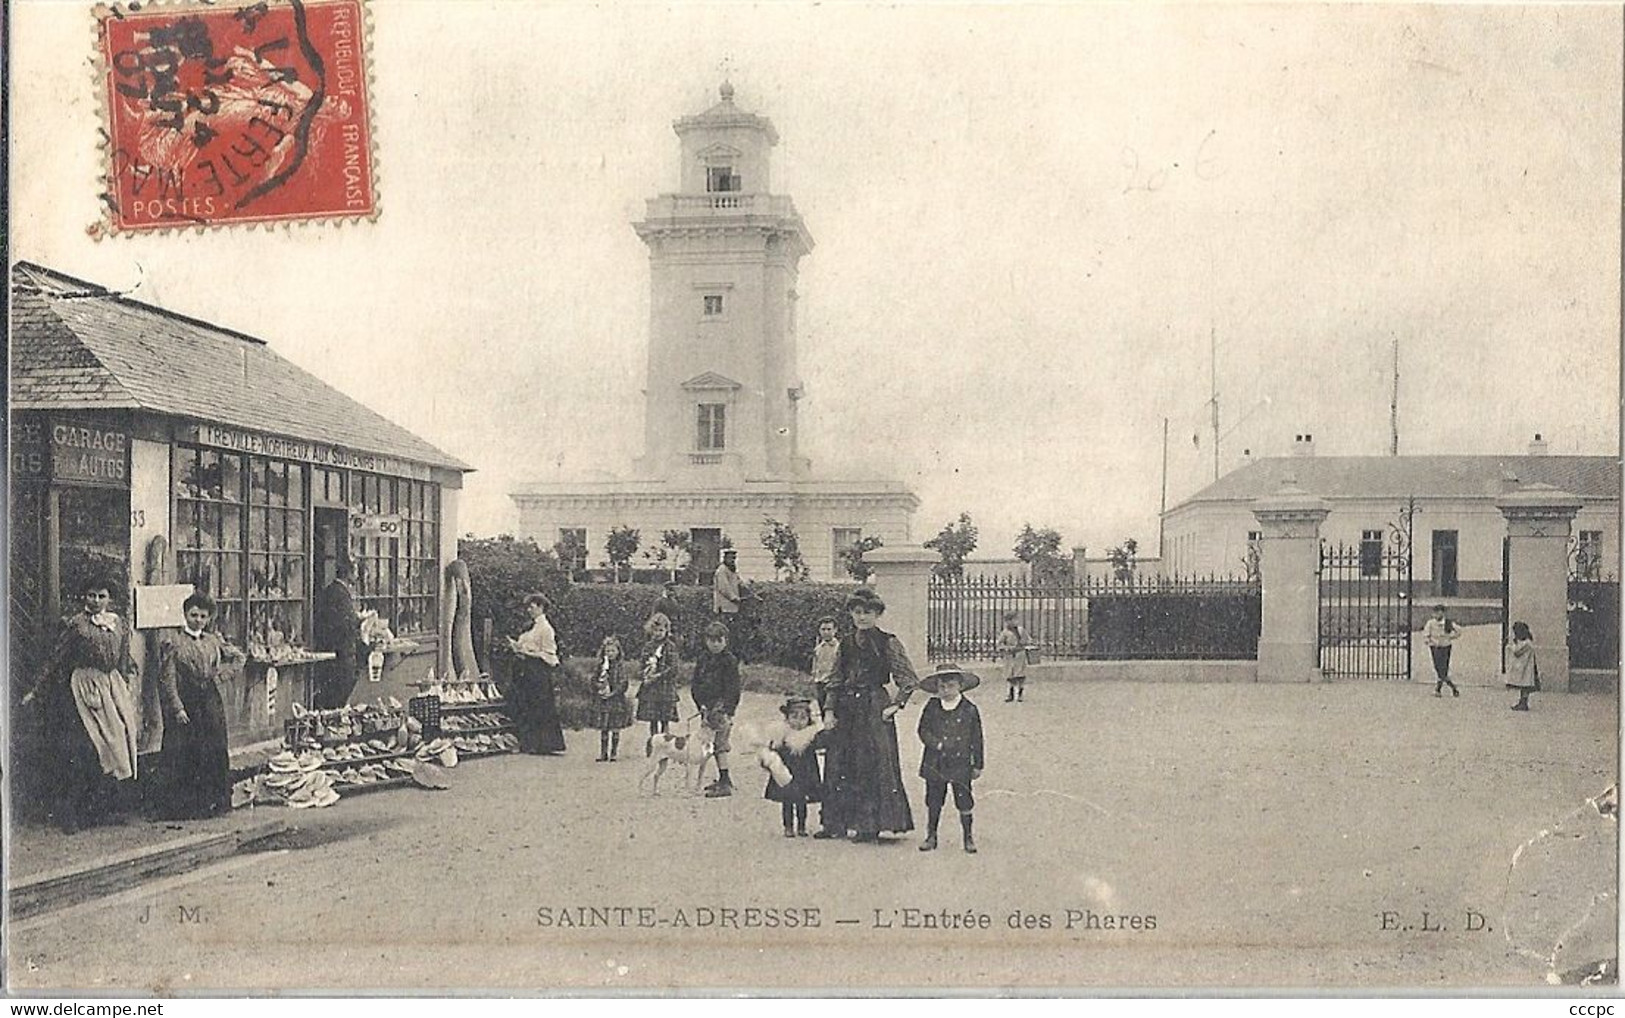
[11,817,292,921]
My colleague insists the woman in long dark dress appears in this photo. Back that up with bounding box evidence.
[156,592,245,819]
[819,586,919,843]
[506,593,566,754]
[22,576,143,832]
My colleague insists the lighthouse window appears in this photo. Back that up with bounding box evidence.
[703,294,724,316]
[697,404,727,451]
[707,166,741,193]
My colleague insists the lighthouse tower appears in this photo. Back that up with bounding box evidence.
[511,83,917,581]
[632,81,813,486]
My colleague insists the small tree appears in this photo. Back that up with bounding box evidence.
[1107,537,1140,583]
[840,536,885,583]
[604,525,641,583]
[924,511,979,579]
[1014,523,1067,586]
[1013,522,1063,563]
[660,528,694,583]
[760,516,809,582]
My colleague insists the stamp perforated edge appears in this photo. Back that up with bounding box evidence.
[88,0,382,238]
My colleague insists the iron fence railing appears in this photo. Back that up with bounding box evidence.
[927,572,1260,662]
[1318,542,1413,680]
[1568,579,1620,671]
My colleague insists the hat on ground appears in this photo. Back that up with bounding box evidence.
[918,662,981,695]
[844,586,886,613]
[780,695,814,716]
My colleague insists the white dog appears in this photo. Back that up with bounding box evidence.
[639,723,716,796]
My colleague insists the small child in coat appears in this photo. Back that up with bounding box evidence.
[997,613,1029,702]
[760,696,827,837]
[916,662,985,854]
[592,635,633,762]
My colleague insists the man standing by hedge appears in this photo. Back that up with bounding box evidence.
[713,549,745,658]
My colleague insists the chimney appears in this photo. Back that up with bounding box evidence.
[1528,433,1549,456]
[1292,433,1316,457]
[1242,448,1254,465]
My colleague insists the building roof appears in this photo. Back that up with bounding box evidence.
[1170,454,1620,509]
[10,262,471,472]
[672,81,779,144]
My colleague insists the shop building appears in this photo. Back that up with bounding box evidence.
[10,262,472,762]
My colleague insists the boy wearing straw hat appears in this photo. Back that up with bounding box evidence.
[916,662,986,854]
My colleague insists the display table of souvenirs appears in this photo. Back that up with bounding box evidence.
[232,683,519,810]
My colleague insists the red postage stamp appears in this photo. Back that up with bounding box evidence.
[95,0,376,233]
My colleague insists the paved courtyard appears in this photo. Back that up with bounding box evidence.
[9,679,1616,992]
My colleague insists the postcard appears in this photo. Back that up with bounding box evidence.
[6,0,1620,994]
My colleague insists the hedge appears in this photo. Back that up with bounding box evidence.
[542,657,820,730]
[544,580,854,669]
[458,536,858,670]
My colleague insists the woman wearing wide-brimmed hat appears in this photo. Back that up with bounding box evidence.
[817,586,919,843]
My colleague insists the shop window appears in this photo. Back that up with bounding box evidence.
[352,473,440,635]
[313,466,346,505]
[174,446,440,646]
[174,445,247,645]
[247,459,307,655]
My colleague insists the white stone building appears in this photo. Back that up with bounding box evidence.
[510,83,917,581]
[1161,435,1620,596]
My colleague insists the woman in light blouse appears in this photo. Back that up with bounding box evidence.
[505,593,566,754]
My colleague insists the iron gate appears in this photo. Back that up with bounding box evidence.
[1318,502,1415,680]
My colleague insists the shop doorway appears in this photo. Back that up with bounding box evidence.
[313,506,350,588]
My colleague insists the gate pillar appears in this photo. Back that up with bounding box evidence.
[1497,483,1583,693]
[865,545,938,669]
[1252,481,1331,683]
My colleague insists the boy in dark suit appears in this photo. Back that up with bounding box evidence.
[916,663,985,854]
[692,622,742,797]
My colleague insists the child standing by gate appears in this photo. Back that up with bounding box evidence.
[1422,604,1461,697]
[997,612,1029,702]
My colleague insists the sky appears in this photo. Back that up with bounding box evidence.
[11,1,1622,558]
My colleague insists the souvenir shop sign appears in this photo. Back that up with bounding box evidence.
[14,417,131,487]
[189,424,433,481]
[351,513,403,539]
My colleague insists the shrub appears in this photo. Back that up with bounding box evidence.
[458,535,569,639]
[461,540,860,670]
